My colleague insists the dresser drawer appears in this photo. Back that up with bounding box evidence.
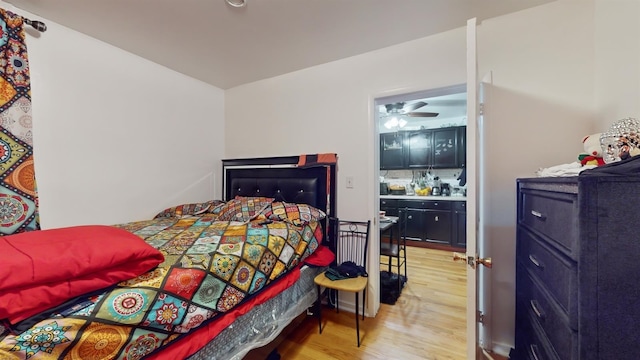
[516,313,562,360]
[517,229,577,321]
[520,271,578,360]
[519,189,578,258]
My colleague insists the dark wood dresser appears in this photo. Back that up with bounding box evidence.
[515,176,640,360]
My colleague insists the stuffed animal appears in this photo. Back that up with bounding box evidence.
[578,133,606,166]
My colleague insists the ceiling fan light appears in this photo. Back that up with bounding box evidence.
[225,0,246,7]
[384,117,399,129]
[398,119,407,128]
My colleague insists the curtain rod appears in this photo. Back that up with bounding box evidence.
[22,17,46,32]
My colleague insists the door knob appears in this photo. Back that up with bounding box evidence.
[476,257,492,268]
[452,253,492,269]
[453,252,474,267]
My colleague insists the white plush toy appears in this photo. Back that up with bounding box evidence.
[579,133,605,166]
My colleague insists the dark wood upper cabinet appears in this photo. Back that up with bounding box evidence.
[406,130,432,168]
[380,132,405,170]
[457,126,466,168]
[432,128,457,168]
[380,126,466,170]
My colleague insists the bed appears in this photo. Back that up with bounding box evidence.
[0,155,337,360]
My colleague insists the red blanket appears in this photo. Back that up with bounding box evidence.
[0,225,164,325]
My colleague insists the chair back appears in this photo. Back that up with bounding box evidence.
[330,217,371,268]
[397,207,408,245]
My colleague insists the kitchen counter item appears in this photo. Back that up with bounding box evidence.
[451,186,465,197]
[441,183,451,196]
[380,182,389,195]
[405,184,415,196]
[457,167,466,186]
[431,186,441,196]
[389,184,406,195]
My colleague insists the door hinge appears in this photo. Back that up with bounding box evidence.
[479,103,484,116]
[477,310,485,324]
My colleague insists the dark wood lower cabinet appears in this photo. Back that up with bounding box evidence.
[380,198,398,217]
[404,208,427,240]
[424,209,450,245]
[452,201,466,248]
[381,198,465,249]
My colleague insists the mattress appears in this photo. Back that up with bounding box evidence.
[188,265,322,360]
[0,209,326,359]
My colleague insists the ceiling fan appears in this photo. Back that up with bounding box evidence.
[383,101,439,118]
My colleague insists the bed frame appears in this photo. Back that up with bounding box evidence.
[188,155,337,359]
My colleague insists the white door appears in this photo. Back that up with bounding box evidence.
[465,18,493,359]
[477,73,493,355]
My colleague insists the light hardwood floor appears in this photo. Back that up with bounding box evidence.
[275,246,468,360]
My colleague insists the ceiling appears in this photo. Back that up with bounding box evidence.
[6,0,553,89]
[379,92,468,132]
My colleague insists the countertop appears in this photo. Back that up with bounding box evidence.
[380,194,466,201]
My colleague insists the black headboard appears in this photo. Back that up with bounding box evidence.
[222,155,336,220]
[222,156,337,251]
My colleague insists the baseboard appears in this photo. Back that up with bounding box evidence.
[491,342,512,358]
[482,348,510,360]
[335,298,371,318]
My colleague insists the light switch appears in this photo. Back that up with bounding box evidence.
[346,176,354,188]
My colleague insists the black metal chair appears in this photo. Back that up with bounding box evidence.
[380,208,407,293]
[314,217,370,347]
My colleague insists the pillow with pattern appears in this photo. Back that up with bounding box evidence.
[209,201,227,216]
[215,196,275,222]
[262,201,326,226]
[153,200,224,219]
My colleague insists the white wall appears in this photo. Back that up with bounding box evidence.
[1,3,226,228]
[477,0,597,353]
[594,0,640,126]
[477,0,640,352]
[226,28,467,315]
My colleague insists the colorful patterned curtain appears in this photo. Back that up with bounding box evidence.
[0,9,39,234]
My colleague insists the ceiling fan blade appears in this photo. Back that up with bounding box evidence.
[384,103,396,113]
[407,112,439,117]
[402,101,427,113]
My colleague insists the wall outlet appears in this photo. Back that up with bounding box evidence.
[346,176,354,188]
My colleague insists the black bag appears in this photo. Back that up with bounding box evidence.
[336,261,368,278]
[380,271,406,305]
[324,261,368,281]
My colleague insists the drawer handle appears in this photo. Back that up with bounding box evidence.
[530,210,546,221]
[529,344,542,360]
[528,254,544,269]
[530,299,546,320]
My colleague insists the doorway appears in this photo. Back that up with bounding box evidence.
[377,84,468,204]
[374,83,468,348]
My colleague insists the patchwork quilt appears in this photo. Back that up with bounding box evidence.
[0,213,323,359]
